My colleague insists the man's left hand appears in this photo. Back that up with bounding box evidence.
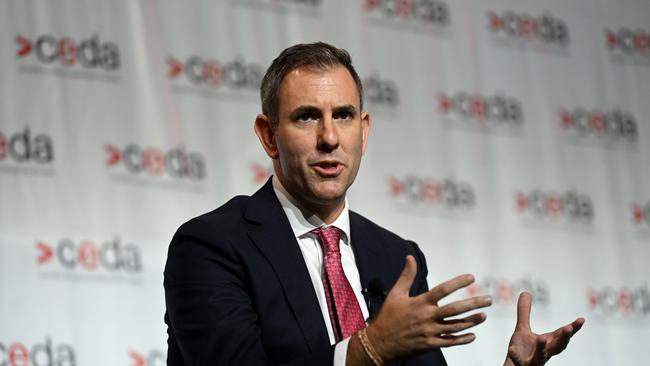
[504,292,585,366]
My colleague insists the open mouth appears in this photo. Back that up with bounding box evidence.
[312,161,343,176]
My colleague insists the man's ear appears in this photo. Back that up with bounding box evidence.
[254,114,279,159]
[361,110,371,155]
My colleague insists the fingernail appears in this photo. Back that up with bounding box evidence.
[483,296,492,305]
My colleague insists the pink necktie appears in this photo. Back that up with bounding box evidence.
[313,226,366,341]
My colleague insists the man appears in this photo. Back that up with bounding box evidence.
[164,42,584,366]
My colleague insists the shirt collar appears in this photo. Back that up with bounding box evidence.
[272,175,350,245]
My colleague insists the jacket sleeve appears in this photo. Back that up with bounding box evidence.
[164,220,335,366]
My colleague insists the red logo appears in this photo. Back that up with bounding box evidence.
[167,55,262,90]
[587,285,649,316]
[389,175,475,209]
[105,143,206,180]
[632,202,650,227]
[363,0,450,26]
[15,35,32,57]
[515,189,594,223]
[467,276,550,307]
[605,28,649,56]
[167,57,183,78]
[15,34,120,70]
[250,162,271,185]
[438,92,523,125]
[559,107,638,141]
[0,337,76,366]
[36,237,142,273]
[36,241,54,264]
[487,11,569,46]
[128,349,165,366]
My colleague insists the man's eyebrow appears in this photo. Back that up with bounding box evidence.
[333,105,357,115]
[289,106,322,119]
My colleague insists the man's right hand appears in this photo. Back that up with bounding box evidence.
[365,255,492,363]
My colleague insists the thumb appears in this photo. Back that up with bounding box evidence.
[391,255,417,297]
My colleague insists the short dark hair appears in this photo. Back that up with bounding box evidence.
[260,42,364,128]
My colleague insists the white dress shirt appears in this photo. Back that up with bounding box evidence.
[272,176,370,366]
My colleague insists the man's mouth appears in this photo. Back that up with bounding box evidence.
[311,160,343,177]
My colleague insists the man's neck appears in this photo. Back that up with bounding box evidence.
[311,201,345,225]
[271,176,346,225]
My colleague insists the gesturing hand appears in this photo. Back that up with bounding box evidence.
[505,292,585,366]
[366,256,492,363]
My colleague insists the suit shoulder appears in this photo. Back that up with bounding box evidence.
[174,195,251,241]
[349,210,427,263]
[349,210,412,246]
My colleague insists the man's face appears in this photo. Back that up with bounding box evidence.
[256,66,371,218]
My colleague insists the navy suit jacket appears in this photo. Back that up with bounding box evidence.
[164,179,446,366]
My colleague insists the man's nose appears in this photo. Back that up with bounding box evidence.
[317,116,339,152]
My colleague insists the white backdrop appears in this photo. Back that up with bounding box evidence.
[1,0,649,365]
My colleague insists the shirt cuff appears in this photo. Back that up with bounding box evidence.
[333,336,352,366]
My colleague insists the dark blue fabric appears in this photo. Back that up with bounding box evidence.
[164,178,446,366]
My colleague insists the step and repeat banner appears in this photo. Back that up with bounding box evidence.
[1,0,649,365]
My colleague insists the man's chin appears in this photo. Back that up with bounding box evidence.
[309,182,348,204]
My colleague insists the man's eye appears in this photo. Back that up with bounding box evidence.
[334,111,354,120]
[297,113,318,122]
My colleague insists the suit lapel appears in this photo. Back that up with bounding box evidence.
[244,179,330,352]
[349,212,386,320]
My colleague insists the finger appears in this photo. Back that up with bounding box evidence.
[436,333,476,348]
[439,312,487,334]
[552,318,584,340]
[570,317,585,335]
[390,255,417,297]
[545,325,572,357]
[424,274,475,304]
[515,291,532,331]
[436,295,492,319]
[544,329,570,357]
[543,317,585,356]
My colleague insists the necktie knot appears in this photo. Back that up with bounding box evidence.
[313,226,341,255]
